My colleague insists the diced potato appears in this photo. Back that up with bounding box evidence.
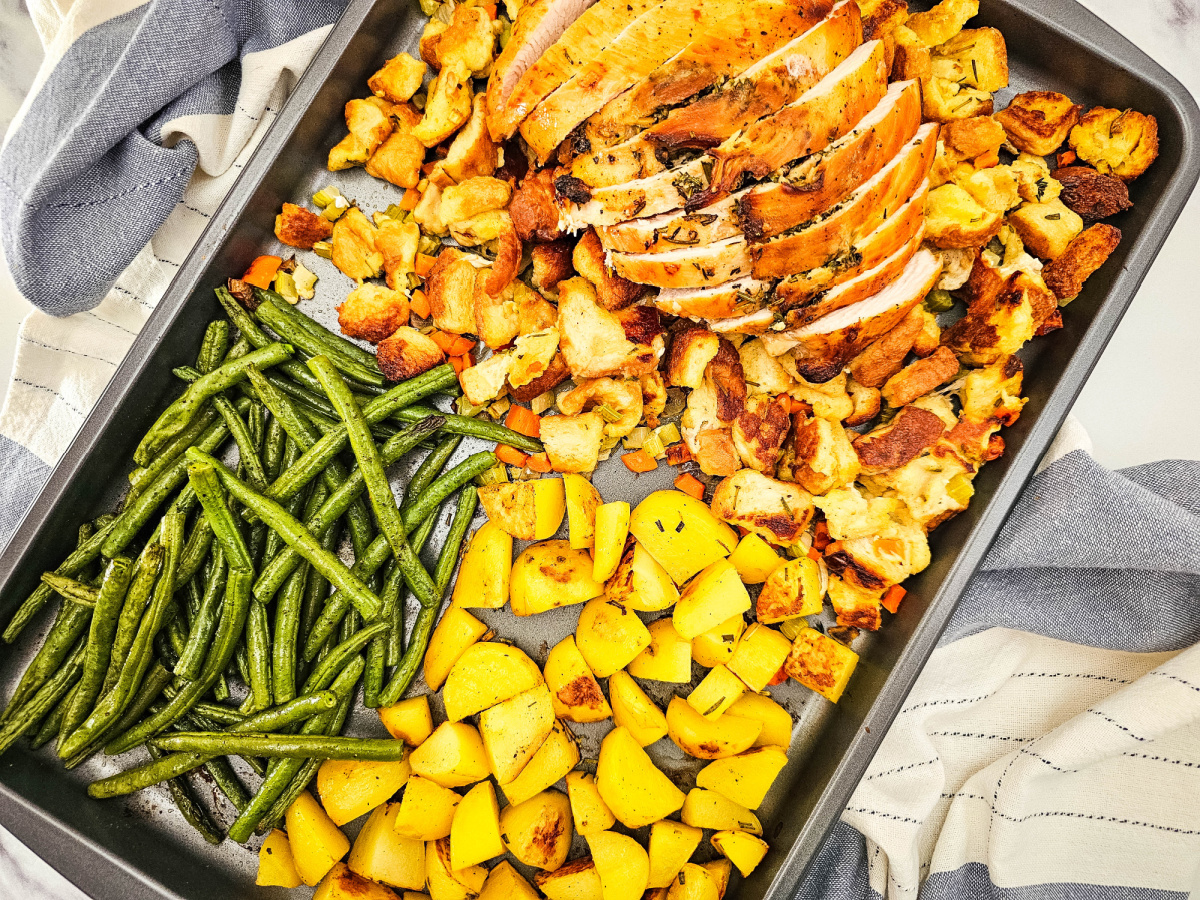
[286,791,350,886]
[424,607,489,691]
[648,820,703,889]
[449,781,504,870]
[696,746,788,810]
[628,618,692,683]
[727,533,784,584]
[536,857,604,900]
[702,859,733,898]
[315,862,400,900]
[379,695,434,747]
[688,665,746,720]
[499,789,573,871]
[589,831,650,900]
[576,596,652,678]
[348,803,425,890]
[711,831,769,878]
[545,635,612,723]
[451,521,511,610]
[478,478,565,541]
[755,557,823,624]
[443,642,543,721]
[666,698,761,760]
[608,670,669,747]
[564,473,602,550]
[318,758,412,826]
[680,789,762,835]
[479,684,556,784]
[604,543,680,613]
[727,693,792,748]
[673,559,751,640]
[630,491,738,584]
[784,627,859,703]
[511,540,604,615]
[480,860,540,900]
[592,501,630,582]
[566,771,617,837]
[596,726,686,828]
[408,722,490,788]
[727,624,792,693]
[691,615,745,669]
[501,719,580,806]
[426,837,487,900]
[258,829,301,888]
[668,863,720,900]
[394,776,460,841]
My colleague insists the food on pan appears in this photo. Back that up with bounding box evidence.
[0,0,1161,894]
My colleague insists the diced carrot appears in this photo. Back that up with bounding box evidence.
[673,472,705,500]
[415,253,437,277]
[806,546,821,562]
[882,584,907,615]
[398,188,420,212]
[1057,150,1077,167]
[976,148,1000,169]
[495,444,529,467]
[429,330,457,354]
[242,255,283,290]
[410,289,430,319]
[526,452,553,473]
[622,449,658,474]
[447,335,476,357]
[482,2,498,17]
[450,354,473,375]
[505,405,542,438]
[813,520,830,552]
[767,666,788,687]
[664,443,693,465]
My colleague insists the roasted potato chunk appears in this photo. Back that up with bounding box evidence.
[995,91,1082,156]
[925,183,1003,249]
[330,207,383,281]
[931,28,1008,93]
[942,271,1057,364]
[377,326,445,381]
[275,203,332,250]
[365,104,424,189]
[573,228,646,311]
[1041,223,1122,302]
[710,469,813,546]
[337,284,409,343]
[905,0,977,47]
[426,248,478,334]
[541,413,606,473]
[328,98,394,171]
[376,219,420,292]
[791,415,860,495]
[881,345,960,408]
[1007,199,1083,260]
[413,61,473,148]
[510,168,564,243]
[368,52,426,104]
[732,395,791,473]
[441,176,512,225]
[1053,166,1132,221]
[1069,107,1159,181]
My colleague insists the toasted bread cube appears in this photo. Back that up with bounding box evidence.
[995,91,1082,156]
[923,75,993,123]
[419,18,449,67]
[412,181,448,236]
[275,202,332,250]
[432,95,497,187]
[961,354,1026,426]
[1053,166,1132,221]
[475,279,520,350]
[905,0,978,47]
[881,346,961,408]
[1069,107,1160,181]
[369,53,427,104]
[790,415,860,495]
[377,219,420,292]
[412,61,472,148]
[541,412,605,474]
[331,207,383,281]
[925,183,1003,249]
[960,166,1020,215]
[1042,223,1122,302]
[338,283,409,343]
[509,328,560,388]
[366,105,424,189]
[434,6,494,74]
[943,270,1057,365]
[573,228,645,312]
[932,27,1007,92]
[426,248,478,334]
[1008,199,1084,260]
[784,626,858,702]
[828,577,884,631]
[530,241,575,296]
[1011,152,1063,203]
[329,98,394,171]
[440,176,512,226]
[376,327,445,381]
[459,352,513,407]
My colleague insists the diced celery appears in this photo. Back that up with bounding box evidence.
[312,241,333,259]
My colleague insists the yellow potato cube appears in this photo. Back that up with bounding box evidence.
[589,831,650,900]
[314,862,400,900]
[592,501,630,582]
[702,859,732,898]
[566,771,617,836]
[628,618,692,683]
[674,559,750,640]
[727,624,792,692]
[480,860,540,900]
[727,693,792,748]
[630,491,738,584]
[696,746,788,809]
[285,790,350,886]
[379,695,434,746]
[605,542,681,612]
[648,820,703,888]
[545,635,612,723]
[711,831,769,877]
[499,789,573,871]
[667,863,720,900]
[409,722,490,788]
[784,626,859,703]
[564,473,603,550]
[451,520,512,609]
[687,665,747,720]
[680,789,762,835]
[755,557,823,624]
[666,698,761,760]
[479,683,556,784]
[609,670,669,747]
[727,533,784,584]
[318,758,412,826]
[426,837,486,900]
[393,776,460,841]
[477,478,565,541]
[536,857,604,900]
[257,829,301,888]
[348,803,425,890]
[596,726,686,828]
[691,614,745,669]
[450,781,504,870]
[576,596,652,678]
[501,719,580,806]
[424,608,489,691]
[511,540,605,615]
[443,642,543,721]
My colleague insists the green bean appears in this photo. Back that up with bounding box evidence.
[406,435,462,507]
[135,343,293,466]
[263,416,287,481]
[435,486,478,597]
[255,289,383,375]
[228,657,363,843]
[127,407,221,500]
[192,450,382,621]
[300,534,396,662]
[253,293,384,387]
[156,732,405,760]
[202,753,251,813]
[401,452,496,533]
[242,601,273,714]
[216,288,333,396]
[264,442,308,564]
[187,699,246,727]
[145,743,223,844]
[175,513,214,588]
[394,405,543,452]
[0,639,86,755]
[186,463,254,572]
[175,546,226,679]
[31,690,72,750]
[2,600,92,719]
[57,557,134,743]
[174,365,271,492]
[271,564,308,706]
[98,543,164,695]
[60,660,171,770]
[40,573,99,607]
[297,524,342,671]
[88,691,338,799]
[302,622,388,696]
[367,563,405,706]
[198,319,231,375]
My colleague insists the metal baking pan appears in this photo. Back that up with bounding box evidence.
[1,0,1196,897]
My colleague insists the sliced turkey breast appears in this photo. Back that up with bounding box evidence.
[493,0,661,141]
[519,0,754,163]
[610,235,752,288]
[485,0,599,142]
[566,0,861,189]
[558,157,709,230]
[654,276,773,319]
[599,78,921,253]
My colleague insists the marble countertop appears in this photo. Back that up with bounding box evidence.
[0,0,1198,897]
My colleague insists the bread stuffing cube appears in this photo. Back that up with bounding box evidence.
[540,413,605,473]
[426,248,478,334]
[376,327,446,381]
[433,6,495,75]
[376,219,420,292]
[440,176,512,225]
[419,19,449,67]
[412,181,448,236]
[474,279,519,350]
[710,469,813,546]
[413,61,473,148]
[573,228,645,311]
[508,351,570,402]
[449,210,522,296]
[1052,166,1132,221]
[942,271,1057,364]
[925,183,1003,249]
[364,104,424,189]
[331,207,383,281]
[1041,223,1122,302]
[789,415,860,495]
[844,377,881,427]
[667,325,721,389]
[854,406,947,476]
[906,0,977,47]
[557,277,659,380]
[328,98,394,171]
[368,53,427,104]
[784,627,859,703]
[960,354,1025,426]
[337,283,409,343]
[995,91,1082,156]
[1010,153,1062,204]
[960,166,1020,215]
[508,329,561,389]
[431,96,497,187]
[824,507,931,590]
[739,337,795,397]
[813,486,906,541]
[530,241,574,296]
[922,75,993,123]
[864,440,976,530]
[881,345,960,408]
[1007,199,1083,260]
[1069,107,1159,181]
[274,203,332,250]
[828,577,884,632]
[732,395,791,474]
[787,371,852,422]
[931,28,1008,93]
[459,351,513,406]
[510,169,564,243]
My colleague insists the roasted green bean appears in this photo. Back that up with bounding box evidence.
[394,405,542,452]
[155,732,405,760]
